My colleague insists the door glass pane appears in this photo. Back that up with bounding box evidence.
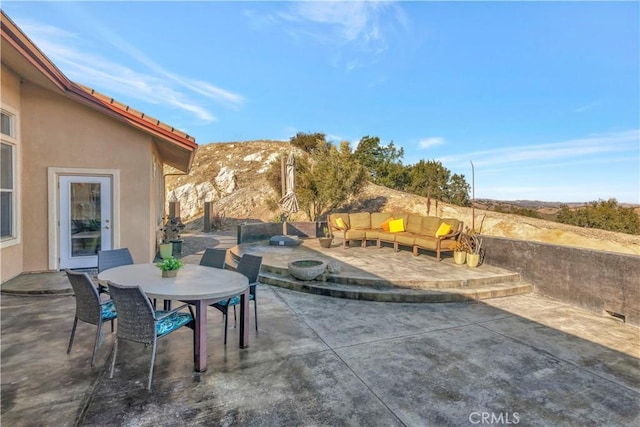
[70,182,101,257]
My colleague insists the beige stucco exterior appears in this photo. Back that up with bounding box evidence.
[0,12,197,283]
[23,82,159,270]
[1,65,23,280]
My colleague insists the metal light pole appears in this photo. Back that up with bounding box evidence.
[470,161,475,232]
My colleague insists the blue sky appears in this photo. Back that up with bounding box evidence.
[4,1,639,203]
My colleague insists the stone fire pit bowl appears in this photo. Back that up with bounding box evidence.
[287,259,328,281]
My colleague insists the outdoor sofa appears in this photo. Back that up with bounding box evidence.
[327,212,463,261]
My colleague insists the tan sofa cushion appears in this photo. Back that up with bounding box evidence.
[345,229,367,240]
[421,216,441,236]
[414,235,438,250]
[406,214,423,234]
[378,231,397,243]
[395,232,416,246]
[365,229,384,239]
[370,212,393,229]
[349,212,371,230]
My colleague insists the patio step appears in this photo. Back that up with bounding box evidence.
[259,263,521,290]
[229,242,533,302]
[259,271,533,303]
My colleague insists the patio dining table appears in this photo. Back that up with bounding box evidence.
[97,263,249,372]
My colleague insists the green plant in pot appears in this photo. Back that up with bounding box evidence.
[158,216,185,258]
[319,226,332,249]
[156,256,184,278]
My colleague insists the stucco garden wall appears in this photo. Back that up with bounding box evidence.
[237,221,321,244]
[482,236,640,327]
[237,223,639,327]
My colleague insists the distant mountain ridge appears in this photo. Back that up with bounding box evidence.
[166,140,640,255]
[476,199,639,209]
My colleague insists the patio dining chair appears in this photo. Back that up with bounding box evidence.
[211,254,262,345]
[199,248,227,269]
[65,269,117,367]
[107,282,194,391]
[98,248,134,272]
[97,248,134,293]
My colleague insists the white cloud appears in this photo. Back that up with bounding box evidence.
[16,18,244,123]
[574,101,599,113]
[261,1,407,70]
[418,137,445,149]
[287,1,384,43]
[439,130,640,169]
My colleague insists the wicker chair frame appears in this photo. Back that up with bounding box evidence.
[199,248,227,269]
[107,282,194,391]
[65,269,116,366]
[211,254,262,345]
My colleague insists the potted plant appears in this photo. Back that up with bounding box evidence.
[319,226,333,249]
[453,239,470,265]
[156,256,184,278]
[159,216,185,257]
[464,229,483,268]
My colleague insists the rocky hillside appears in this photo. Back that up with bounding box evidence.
[166,141,640,256]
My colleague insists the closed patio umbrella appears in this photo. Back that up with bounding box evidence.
[279,152,299,215]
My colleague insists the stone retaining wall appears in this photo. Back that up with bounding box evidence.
[482,236,640,327]
[237,223,640,327]
[237,221,323,244]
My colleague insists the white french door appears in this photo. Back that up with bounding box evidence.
[59,176,112,269]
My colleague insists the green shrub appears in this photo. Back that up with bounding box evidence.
[556,199,640,235]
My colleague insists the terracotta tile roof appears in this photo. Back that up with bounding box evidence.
[1,10,197,154]
[72,83,196,147]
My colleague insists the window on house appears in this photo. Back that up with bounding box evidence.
[1,112,12,136]
[1,143,14,238]
[1,110,16,240]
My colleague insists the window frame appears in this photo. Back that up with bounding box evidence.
[1,107,20,248]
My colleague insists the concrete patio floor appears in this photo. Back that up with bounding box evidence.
[1,233,639,426]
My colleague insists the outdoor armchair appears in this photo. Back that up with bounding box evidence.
[199,248,227,269]
[97,248,134,294]
[97,248,134,272]
[211,254,262,345]
[65,269,117,367]
[107,282,194,391]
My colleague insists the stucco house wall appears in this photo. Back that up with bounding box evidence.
[0,65,23,280]
[20,82,157,272]
[0,11,197,283]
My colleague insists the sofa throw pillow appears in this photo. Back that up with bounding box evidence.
[435,222,452,237]
[336,217,347,230]
[389,218,405,233]
[381,217,393,232]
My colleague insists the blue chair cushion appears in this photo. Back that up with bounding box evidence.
[215,293,254,307]
[155,311,193,337]
[100,301,117,321]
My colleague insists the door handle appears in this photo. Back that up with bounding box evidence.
[104,225,110,230]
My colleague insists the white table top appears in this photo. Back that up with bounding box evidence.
[97,263,248,301]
